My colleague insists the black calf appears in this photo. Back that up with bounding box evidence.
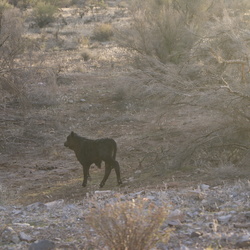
[64,131,122,188]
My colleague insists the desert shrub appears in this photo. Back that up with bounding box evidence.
[8,0,31,8]
[37,0,72,8]
[0,0,12,28]
[0,8,26,103]
[81,49,92,61]
[92,23,113,42]
[0,0,11,10]
[32,1,58,28]
[86,198,171,249]
[116,0,223,64]
[115,0,191,63]
[192,8,250,83]
[87,0,107,9]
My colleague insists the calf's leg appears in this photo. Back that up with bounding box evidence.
[114,160,122,185]
[100,163,112,188]
[82,165,90,187]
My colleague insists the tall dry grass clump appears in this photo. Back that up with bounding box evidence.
[86,198,171,250]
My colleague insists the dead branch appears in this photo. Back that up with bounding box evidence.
[172,127,229,169]
[220,77,250,100]
[209,47,249,82]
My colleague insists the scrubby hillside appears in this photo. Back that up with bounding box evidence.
[0,0,250,249]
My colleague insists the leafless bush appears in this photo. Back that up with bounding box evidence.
[0,8,27,105]
[115,0,223,64]
[0,7,58,109]
[191,8,250,83]
[86,198,171,250]
[116,2,250,170]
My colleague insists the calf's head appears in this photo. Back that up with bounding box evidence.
[64,131,77,150]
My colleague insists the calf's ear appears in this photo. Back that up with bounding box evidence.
[71,131,75,137]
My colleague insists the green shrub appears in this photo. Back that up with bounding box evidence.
[86,198,171,250]
[33,1,58,28]
[92,23,113,42]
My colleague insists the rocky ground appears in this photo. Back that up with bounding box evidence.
[0,180,250,249]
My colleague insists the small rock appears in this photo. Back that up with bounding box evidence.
[29,240,55,250]
[127,177,135,182]
[94,190,112,195]
[235,236,250,248]
[190,231,203,238]
[80,98,86,102]
[2,227,20,244]
[12,209,23,215]
[134,170,142,175]
[133,190,146,197]
[200,184,210,191]
[168,209,185,222]
[19,232,33,242]
[145,195,157,201]
[25,202,47,212]
[167,219,182,227]
[217,214,232,224]
[45,200,64,209]
[0,206,6,211]
[180,245,191,250]
[13,223,32,228]
[186,211,200,218]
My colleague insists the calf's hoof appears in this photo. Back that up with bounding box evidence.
[82,183,87,187]
[118,180,122,185]
[99,182,104,188]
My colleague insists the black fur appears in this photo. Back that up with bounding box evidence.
[64,131,122,188]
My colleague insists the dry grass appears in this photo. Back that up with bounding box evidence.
[86,197,171,250]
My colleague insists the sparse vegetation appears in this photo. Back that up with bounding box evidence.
[115,0,221,63]
[32,1,58,28]
[0,0,12,28]
[92,23,113,42]
[0,1,250,249]
[86,198,171,249]
[0,8,26,105]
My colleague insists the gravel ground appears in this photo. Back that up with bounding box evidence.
[1,180,249,249]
